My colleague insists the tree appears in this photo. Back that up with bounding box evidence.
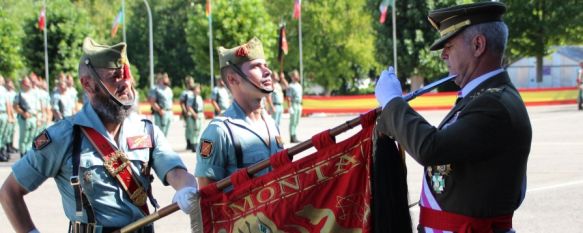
[185,0,277,86]
[266,0,379,95]
[0,8,25,78]
[126,0,198,90]
[505,0,583,82]
[370,0,461,91]
[21,0,92,86]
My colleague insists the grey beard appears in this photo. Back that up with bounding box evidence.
[92,89,134,124]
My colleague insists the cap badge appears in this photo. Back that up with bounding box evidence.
[235,45,249,57]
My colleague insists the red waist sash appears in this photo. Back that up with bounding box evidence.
[420,205,512,233]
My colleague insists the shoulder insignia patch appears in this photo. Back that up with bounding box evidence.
[127,134,153,150]
[200,140,214,158]
[33,130,52,150]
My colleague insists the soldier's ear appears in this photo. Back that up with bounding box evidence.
[79,76,95,94]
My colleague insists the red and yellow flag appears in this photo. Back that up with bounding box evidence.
[205,0,212,17]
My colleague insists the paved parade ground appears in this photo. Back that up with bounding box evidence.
[0,104,582,232]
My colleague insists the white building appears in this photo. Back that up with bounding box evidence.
[506,46,583,88]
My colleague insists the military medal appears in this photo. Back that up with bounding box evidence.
[427,164,452,194]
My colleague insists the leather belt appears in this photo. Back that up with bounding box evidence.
[69,221,154,233]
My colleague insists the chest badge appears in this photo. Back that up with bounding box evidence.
[427,164,453,194]
[127,135,152,150]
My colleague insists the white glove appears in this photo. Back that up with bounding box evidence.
[374,66,402,109]
[172,186,198,214]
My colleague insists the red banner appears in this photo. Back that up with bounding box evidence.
[196,112,377,233]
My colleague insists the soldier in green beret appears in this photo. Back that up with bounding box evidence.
[195,37,284,187]
[374,2,532,232]
[0,38,198,233]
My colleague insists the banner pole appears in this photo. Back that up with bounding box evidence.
[116,74,456,233]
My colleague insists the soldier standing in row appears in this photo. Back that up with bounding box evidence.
[0,76,15,162]
[266,72,288,128]
[0,38,198,233]
[210,78,231,116]
[51,79,77,121]
[196,37,283,187]
[287,70,302,143]
[148,73,173,136]
[190,83,205,154]
[4,79,18,155]
[180,77,196,151]
[14,76,39,157]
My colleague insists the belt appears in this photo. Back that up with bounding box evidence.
[69,221,154,233]
[420,206,512,233]
[273,103,282,105]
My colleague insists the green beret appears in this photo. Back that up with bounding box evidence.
[218,37,265,69]
[80,37,128,69]
[427,2,506,51]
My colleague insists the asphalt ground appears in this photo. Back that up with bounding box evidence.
[0,104,582,232]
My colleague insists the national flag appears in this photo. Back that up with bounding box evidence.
[111,10,123,37]
[277,25,289,62]
[38,6,46,31]
[379,0,394,24]
[293,0,301,20]
[205,0,212,17]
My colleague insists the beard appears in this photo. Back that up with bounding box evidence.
[92,86,135,124]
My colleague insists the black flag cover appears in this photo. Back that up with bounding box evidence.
[371,132,413,233]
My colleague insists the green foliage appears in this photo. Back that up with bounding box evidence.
[185,0,277,85]
[20,0,92,87]
[267,0,379,95]
[126,0,198,89]
[371,0,457,87]
[0,0,33,78]
[504,0,583,81]
[0,9,25,78]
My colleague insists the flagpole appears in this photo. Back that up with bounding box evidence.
[122,0,126,42]
[143,0,154,89]
[298,5,304,86]
[43,0,49,89]
[208,2,214,90]
[392,0,397,76]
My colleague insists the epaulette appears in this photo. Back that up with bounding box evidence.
[469,87,506,100]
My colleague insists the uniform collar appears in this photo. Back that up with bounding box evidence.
[459,68,503,98]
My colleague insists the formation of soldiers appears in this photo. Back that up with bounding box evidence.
[0,68,303,162]
[0,72,79,161]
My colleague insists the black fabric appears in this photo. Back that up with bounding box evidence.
[371,133,413,233]
[142,119,159,209]
[71,125,96,224]
[69,222,154,233]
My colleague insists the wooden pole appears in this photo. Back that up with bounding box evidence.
[116,74,456,233]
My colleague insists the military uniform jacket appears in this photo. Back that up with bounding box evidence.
[195,101,283,181]
[11,103,186,227]
[149,86,173,110]
[376,71,532,218]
